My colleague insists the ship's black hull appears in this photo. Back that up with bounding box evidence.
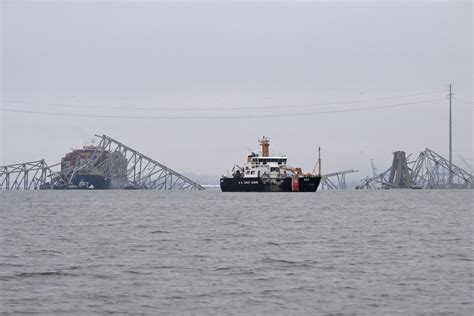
[220,176,321,192]
[51,174,111,190]
[73,174,111,189]
[51,173,128,190]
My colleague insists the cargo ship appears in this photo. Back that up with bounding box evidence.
[55,146,127,189]
[220,137,322,192]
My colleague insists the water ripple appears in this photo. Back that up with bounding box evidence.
[0,190,471,314]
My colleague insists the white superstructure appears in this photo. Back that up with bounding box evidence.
[231,137,303,181]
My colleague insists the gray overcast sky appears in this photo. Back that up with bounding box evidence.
[1,1,472,179]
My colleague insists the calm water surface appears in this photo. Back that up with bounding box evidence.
[0,190,472,314]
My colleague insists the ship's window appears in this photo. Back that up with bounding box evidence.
[271,167,279,172]
[251,171,255,175]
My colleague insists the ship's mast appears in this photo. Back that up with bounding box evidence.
[318,147,321,176]
[313,147,322,176]
[259,136,270,157]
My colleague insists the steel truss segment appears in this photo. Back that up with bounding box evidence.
[320,169,358,190]
[358,166,395,190]
[410,148,472,189]
[0,159,54,190]
[360,148,472,190]
[89,134,204,190]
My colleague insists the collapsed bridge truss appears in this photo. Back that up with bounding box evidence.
[359,148,472,189]
[0,135,204,190]
[410,148,472,189]
[83,134,204,190]
[320,169,358,190]
[0,160,55,190]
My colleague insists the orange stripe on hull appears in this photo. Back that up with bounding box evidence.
[292,177,299,192]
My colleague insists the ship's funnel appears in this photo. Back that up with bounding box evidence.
[259,136,270,157]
